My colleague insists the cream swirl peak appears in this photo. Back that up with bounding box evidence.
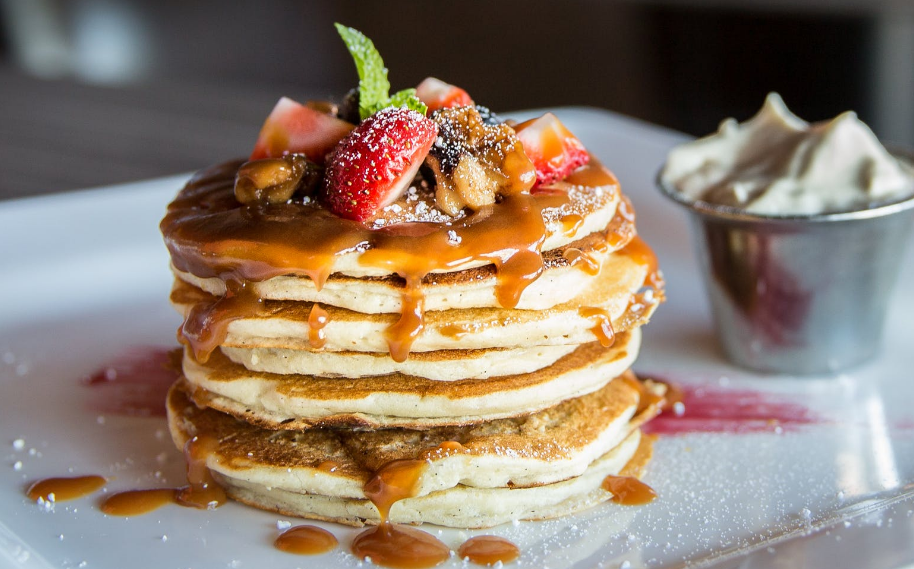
[660,93,914,215]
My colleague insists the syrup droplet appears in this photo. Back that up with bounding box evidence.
[457,535,520,565]
[27,476,106,502]
[351,524,450,569]
[100,488,177,516]
[363,459,426,521]
[578,307,615,347]
[180,280,270,362]
[308,303,330,349]
[175,435,227,509]
[602,475,657,505]
[563,247,601,275]
[274,525,338,555]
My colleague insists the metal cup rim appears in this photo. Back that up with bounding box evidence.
[655,150,914,224]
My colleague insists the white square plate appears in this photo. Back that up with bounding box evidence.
[2,109,913,569]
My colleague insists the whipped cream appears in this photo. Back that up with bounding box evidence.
[660,93,914,215]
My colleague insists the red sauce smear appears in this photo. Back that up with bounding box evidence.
[641,378,821,435]
[81,347,180,417]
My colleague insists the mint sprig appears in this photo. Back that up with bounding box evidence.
[334,24,427,119]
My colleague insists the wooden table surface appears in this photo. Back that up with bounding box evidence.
[0,65,328,200]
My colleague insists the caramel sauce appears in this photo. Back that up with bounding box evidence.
[363,459,426,521]
[100,488,176,516]
[274,525,338,555]
[162,159,618,362]
[353,459,450,568]
[352,524,450,569]
[561,214,584,236]
[439,323,473,339]
[563,247,601,276]
[601,475,657,505]
[97,436,230,517]
[617,235,658,276]
[175,435,227,509]
[26,475,106,502]
[421,440,467,460]
[578,307,615,347]
[307,303,330,349]
[603,196,637,249]
[180,279,270,363]
[457,535,520,565]
[317,460,340,472]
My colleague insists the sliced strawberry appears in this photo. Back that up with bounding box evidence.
[323,107,437,222]
[514,113,590,186]
[416,77,473,113]
[250,97,354,162]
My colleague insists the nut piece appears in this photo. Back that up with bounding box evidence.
[426,107,536,215]
[234,154,321,205]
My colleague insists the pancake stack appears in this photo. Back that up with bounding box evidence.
[160,74,665,528]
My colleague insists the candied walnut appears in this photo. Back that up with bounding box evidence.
[426,107,536,215]
[234,154,322,205]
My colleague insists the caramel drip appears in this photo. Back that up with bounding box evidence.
[614,234,665,333]
[457,535,521,565]
[601,475,657,505]
[307,303,330,349]
[384,277,425,363]
[563,247,601,276]
[421,440,467,460]
[27,476,106,502]
[162,159,619,362]
[351,524,450,569]
[176,435,227,509]
[317,460,340,473]
[617,235,658,275]
[275,525,339,555]
[180,280,268,363]
[492,249,545,309]
[353,459,450,568]
[561,214,584,237]
[363,459,426,521]
[603,196,637,249]
[578,307,615,347]
[97,435,234,517]
[439,323,473,339]
[100,488,176,516]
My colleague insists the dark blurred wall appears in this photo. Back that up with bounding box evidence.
[0,0,891,137]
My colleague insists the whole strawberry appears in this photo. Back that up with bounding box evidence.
[323,107,438,221]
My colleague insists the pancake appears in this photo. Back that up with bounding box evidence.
[161,158,623,283]
[221,344,578,381]
[169,242,661,355]
[166,374,660,528]
[180,330,641,429]
[169,210,644,315]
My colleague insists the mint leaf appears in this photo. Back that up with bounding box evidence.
[334,23,389,120]
[389,88,427,115]
[335,23,430,119]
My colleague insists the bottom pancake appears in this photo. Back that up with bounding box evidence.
[166,377,661,528]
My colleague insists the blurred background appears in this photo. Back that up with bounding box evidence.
[1,0,913,199]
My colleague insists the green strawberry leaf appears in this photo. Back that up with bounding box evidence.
[334,23,389,120]
[389,88,427,115]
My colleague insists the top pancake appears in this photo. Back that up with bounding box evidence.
[161,158,623,286]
